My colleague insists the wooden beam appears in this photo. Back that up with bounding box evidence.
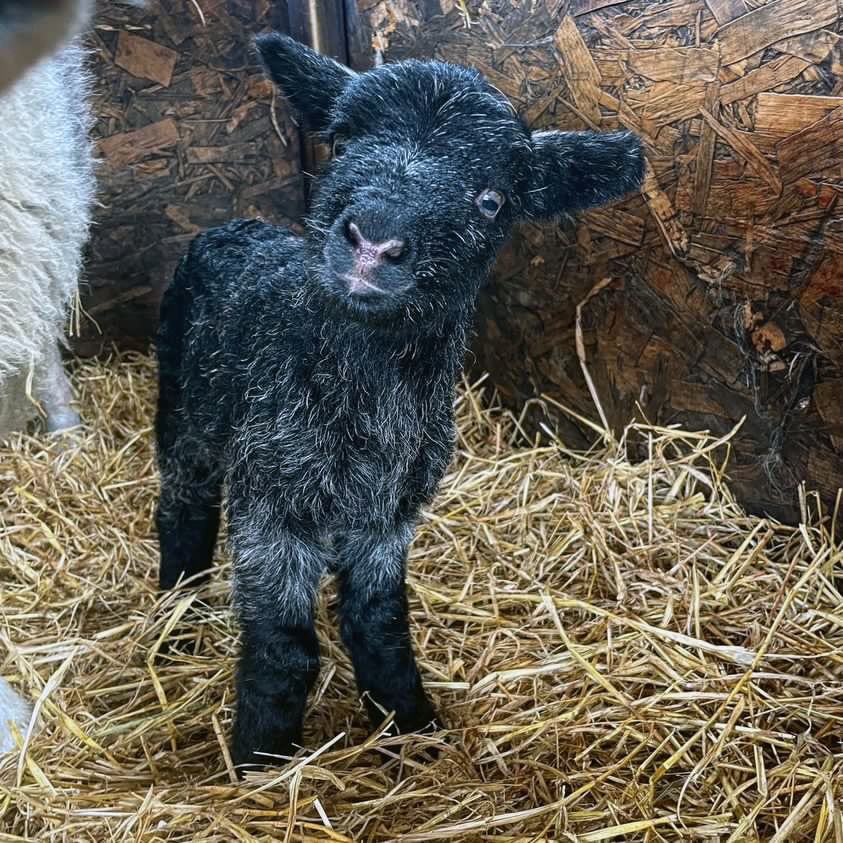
[285,0,351,203]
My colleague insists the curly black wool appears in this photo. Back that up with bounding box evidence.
[155,32,645,772]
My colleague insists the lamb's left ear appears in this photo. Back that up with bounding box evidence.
[523,129,645,218]
[256,32,356,132]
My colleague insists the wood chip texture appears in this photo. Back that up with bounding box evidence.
[354,0,843,523]
[77,0,304,355]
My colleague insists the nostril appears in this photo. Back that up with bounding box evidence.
[342,220,406,263]
[381,240,405,261]
[345,220,362,247]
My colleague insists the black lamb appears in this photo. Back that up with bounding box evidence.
[155,31,645,771]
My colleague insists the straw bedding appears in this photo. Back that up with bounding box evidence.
[1,353,841,841]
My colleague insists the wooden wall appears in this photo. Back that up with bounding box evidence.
[79,0,843,523]
[352,0,843,522]
[76,0,305,354]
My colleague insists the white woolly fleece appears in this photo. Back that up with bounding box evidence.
[0,1,149,434]
[0,42,95,432]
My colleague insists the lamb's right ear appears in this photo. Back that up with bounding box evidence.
[256,32,356,132]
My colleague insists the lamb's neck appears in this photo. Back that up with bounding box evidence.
[348,312,466,363]
[314,303,471,396]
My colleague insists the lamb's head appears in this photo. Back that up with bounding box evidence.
[257,33,645,324]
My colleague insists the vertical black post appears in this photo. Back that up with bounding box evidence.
[342,0,375,72]
[285,0,351,204]
[286,0,349,64]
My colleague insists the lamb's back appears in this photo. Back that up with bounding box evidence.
[178,219,302,309]
[164,219,308,440]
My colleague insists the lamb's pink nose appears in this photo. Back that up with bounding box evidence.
[346,221,405,269]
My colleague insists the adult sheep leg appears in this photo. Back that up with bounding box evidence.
[334,525,438,737]
[229,515,326,770]
[0,677,34,754]
[155,273,222,591]
[35,340,79,432]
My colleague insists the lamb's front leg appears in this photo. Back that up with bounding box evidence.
[334,524,438,736]
[229,515,326,771]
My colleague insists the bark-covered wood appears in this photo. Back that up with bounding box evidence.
[75,0,305,355]
[351,0,843,522]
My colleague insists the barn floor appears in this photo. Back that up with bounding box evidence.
[1,353,842,842]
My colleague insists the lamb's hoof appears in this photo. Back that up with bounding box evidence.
[153,598,211,664]
[397,711,442,739]
[367,695,440,737]
[231,698,304,777]
[400,724,445,762]
[372,704,445,761]
[367,719,445,767]
[154,628,203,663]
[407,735,443,762]
[231,731,301,778]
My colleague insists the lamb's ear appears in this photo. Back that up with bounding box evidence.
[256,32,356,132]
[523,129,645,218]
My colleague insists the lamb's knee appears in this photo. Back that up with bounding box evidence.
[231,518,326,624]
[334,522,415,598]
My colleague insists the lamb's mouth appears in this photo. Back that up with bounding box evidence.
[339,272,387,296]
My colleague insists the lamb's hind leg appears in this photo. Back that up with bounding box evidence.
[333,523,438,737]
[155,355,222,589]
[155,415,223,589]
[228,510,326,771]
[156,444,223,590]
[155,279,222,591]
[35,341,79,432]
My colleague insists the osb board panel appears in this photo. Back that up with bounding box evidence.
[74,0,305,354]
[354,0,843,522]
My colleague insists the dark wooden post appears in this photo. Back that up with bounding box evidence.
[78,0,308,355]
[285,0,349,64]
[285,0,352,203]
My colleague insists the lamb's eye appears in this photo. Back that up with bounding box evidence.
[476,189,505,220]
[331,134,348,159]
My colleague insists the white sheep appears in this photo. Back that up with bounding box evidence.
[0,0,141,755]
[0,0,92,760]
[0,39,96,434]
[0,0,95,435]
[0,0,144,436]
